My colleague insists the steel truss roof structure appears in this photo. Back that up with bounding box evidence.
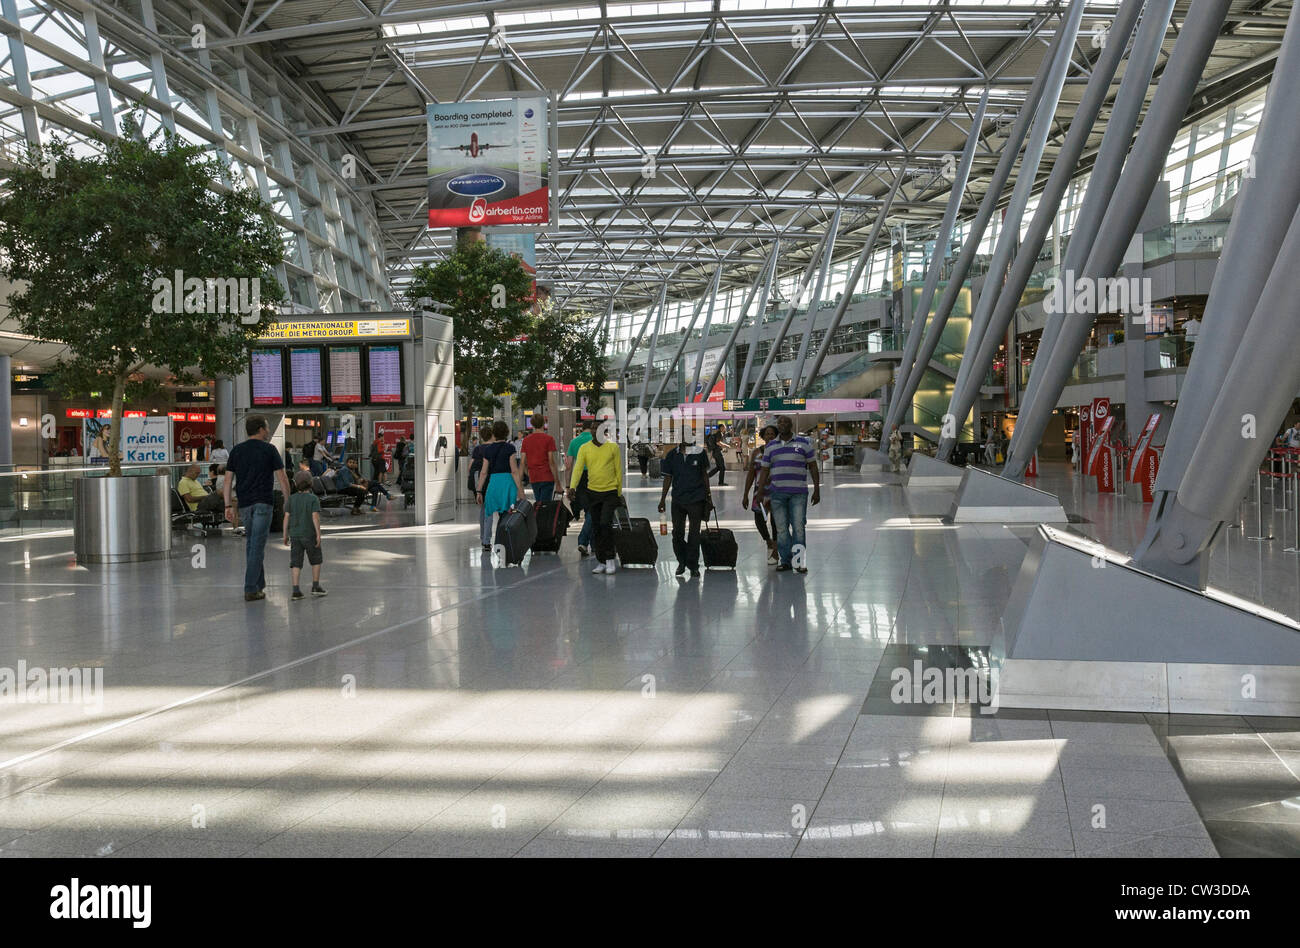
[4,0,1292,321]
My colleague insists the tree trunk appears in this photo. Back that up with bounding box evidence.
[108,367,127,477]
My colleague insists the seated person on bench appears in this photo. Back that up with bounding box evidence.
[179,463,224,516]
[334,457,372,513]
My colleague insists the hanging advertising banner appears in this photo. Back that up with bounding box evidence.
[427,97,552,228]
[684,348,727,403]
[1127,412,1162,482]
[83,416,173,465]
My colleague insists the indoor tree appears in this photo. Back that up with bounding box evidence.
[403,239,535,420]
[513,299,609,413]
[0,117,286,476]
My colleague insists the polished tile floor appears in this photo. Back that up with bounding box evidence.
[0,462,1295,857]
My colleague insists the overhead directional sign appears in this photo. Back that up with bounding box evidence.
[720,397,807,413]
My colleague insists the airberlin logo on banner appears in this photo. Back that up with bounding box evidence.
[429,189,549,227]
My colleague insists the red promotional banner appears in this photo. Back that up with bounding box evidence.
[1078,406,1092,465]
[1087,415,1115,476]
[427,188,550,228]
[1091,397,1111,433]
[1139,448,1159,502]
[373,420,415,471]
[691,379,726,404]
[1127,412,1162,482]
[1095,444,1115,493]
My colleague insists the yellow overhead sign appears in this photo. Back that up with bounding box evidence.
[259,318,411,341]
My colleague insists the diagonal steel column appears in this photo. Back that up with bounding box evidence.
[935,0,1087,461]
[596,279,625,341]
[1145,1,1300,499]
[1131,4,1300,586]
[1003,0,1233,479]
[637,280,676,413]
[738,241,781,397]
[619,278,669,380]
[749,223,834,398]
[802,169,907,394]
[652,263,723,408]
[884,13,1070,434]
[1132,203,1300,588]
[787,206,844,396]
[702,242,779,402]
[1007,0,1177,478]
[885,91,988,412]
[688,261,729,400]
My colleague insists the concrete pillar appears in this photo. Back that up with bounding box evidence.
[215,376,235,450]
[0,354,11,466]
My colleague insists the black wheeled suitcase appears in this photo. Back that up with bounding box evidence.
[648,456,662,479]
[612,504,658,567]
[700,509,738,569]
[531,499,572,553]
[495,498,537,565]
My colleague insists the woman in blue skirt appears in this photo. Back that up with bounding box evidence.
[475,419,524,551]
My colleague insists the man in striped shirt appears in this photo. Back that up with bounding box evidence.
[753,415,821,573]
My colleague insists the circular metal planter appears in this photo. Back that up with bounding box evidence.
[73,474,172,564]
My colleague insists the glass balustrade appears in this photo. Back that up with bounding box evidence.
[0,462,204,538]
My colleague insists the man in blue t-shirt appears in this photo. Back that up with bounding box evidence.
[753,415,821,573]
[223,415,291,601]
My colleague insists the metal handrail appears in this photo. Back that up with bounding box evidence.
[0,460,197,480]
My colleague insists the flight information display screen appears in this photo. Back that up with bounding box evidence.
[250,348,284,406]
[328,346,362,404]
[289,347,324,405]
[368,345,403,404]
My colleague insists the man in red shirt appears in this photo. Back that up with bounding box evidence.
[520,416,562,502]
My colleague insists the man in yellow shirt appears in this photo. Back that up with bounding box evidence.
[567,425,623,574]
[178,463,225,516]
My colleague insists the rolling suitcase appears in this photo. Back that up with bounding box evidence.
[700,509,738,570]
[494,498,537,566]
[531,498,572,553]
[648,456,662,479]
[612,504,658,567]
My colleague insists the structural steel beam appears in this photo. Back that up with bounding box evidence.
[802,168,906,394]
[700,240,778,403]
[749,223,834,398]
[883,9,1069,433]
[935,0,1087,461]
[1131,4,1300,587]
[637,280,672,413]
[1003,0,1233,481]
[738,240,780,397]
[1007,0,1177,472]
[651,263,722,409]
[786,205,843,396]
[884,89,987,414]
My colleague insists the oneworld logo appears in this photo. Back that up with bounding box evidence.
[150,270,261,324]
[0,661,103,713]
[446,173,506,197]
[50,879,151,928]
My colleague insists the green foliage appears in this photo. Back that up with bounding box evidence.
[403,239,534,417]
[0,116,286,475]
[514,299,608,411]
